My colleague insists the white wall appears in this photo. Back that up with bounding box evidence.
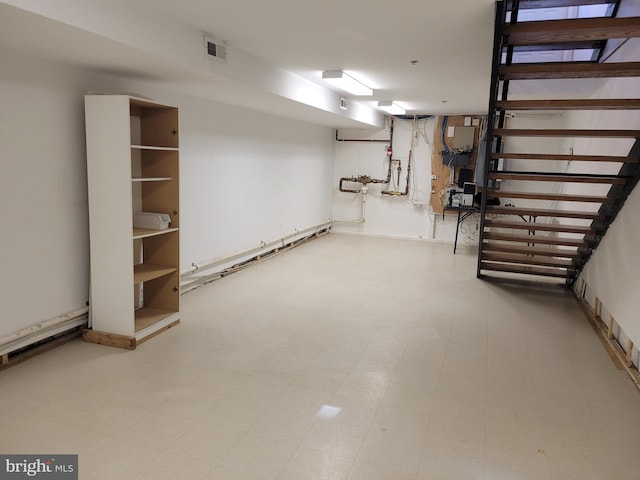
[0,50,90,339]
[568,37,640,348]
[173,95,334,269]
[0,48,335,339]
[331,117,436,240]
[501,113,569,207]
[330,117,489,248]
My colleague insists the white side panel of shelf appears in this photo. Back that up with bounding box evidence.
[85,95,135,336]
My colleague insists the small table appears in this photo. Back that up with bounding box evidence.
[443,205,480,254]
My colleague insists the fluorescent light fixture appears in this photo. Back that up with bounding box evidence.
[322,70,373,96]
[378,101,406,115]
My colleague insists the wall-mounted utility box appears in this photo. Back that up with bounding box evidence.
[453,126,475,150]
[442,151,471,166]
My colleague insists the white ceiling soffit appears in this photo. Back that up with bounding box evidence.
[0,0,499,127]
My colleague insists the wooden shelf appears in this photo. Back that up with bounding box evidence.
[133,227,179,239]
[132,177,172,182]
[134,307,178,333]
[134,264,177,284]
[85,95,180,348]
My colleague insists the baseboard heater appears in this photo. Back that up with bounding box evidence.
[0,308,88,364]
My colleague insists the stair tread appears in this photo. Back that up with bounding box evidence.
[484,231,587,247]
[481,261,571,278]
[504,17,640,45]
[490,152,638,163]
[499,62,640,80]
[482,251,575,268]
[512,41,605,53]
[507,0,616,10]
[486,190,615,203]
[482,242,579,258]
[493,128,640,138]
[484,219,596,234]
[485,205,605,220]
[488,171,627,184]
[496,99,640,111]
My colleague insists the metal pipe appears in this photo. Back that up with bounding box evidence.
[0,307,88,349]
[181,221,331,276]
[382,150,412,196]
[337,119,396,193]
[334,187,367,223]
[339,175,387,193]
[181,227,331,294]
[339,177,363,193]
[335,136,389,143]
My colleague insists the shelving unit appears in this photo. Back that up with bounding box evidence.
[84,95,180,349]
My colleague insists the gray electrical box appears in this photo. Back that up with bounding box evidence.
[453,126,475,150]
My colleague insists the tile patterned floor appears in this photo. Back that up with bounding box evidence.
[1,234,640,479]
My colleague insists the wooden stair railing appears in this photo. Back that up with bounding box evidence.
[506,0,617,10]
[484,218,597,234]
[496,99,640,110]
[490,152,638,163]
[486,190,616,203]
[503,17,640,45]
[488,171,629,184]
[499,62,640,79]
[477,0,640,283]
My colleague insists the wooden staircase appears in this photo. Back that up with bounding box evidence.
[477,0,640,283]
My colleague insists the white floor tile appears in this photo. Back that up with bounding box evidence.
[1,234,639,480]
[301,418,368,462]
[220,434,297,480]
[276,445,354,480]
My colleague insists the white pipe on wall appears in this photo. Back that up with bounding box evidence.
[333,187,367,224]
[0,307,88,347]
[181,221,332,276]
[0,307,88,352]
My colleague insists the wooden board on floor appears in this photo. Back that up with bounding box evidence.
[82,329,136,350]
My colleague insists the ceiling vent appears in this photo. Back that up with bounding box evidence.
[204,35,227,60]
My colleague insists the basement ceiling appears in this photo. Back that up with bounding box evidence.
[146,0,497,112]
[0,0,497,128]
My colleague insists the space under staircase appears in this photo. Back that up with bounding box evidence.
[477,0,640,283]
